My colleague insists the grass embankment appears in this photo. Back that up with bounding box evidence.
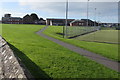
[1,24,119,78]
[43,26,119,61]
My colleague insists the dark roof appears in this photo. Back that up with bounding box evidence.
[9,17,22,19]
[70,20,85,24]
[46,18,75,20]
[81,19,91,21]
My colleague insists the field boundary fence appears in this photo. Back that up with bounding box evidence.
[65,26,101,38]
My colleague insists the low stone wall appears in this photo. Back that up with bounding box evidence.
[0,36,33,80]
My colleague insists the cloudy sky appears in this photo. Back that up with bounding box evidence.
[0,0,119,23]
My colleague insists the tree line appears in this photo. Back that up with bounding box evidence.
[23,13,45,24]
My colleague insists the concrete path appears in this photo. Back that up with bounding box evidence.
[36,26,120,72]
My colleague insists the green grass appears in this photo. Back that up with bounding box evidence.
[76,30,118,43]
[1,24,119,78]
[100,27,116,30]
[66,26,99,37]
[43,26,119,61]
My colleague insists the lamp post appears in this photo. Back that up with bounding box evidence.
[118,1,120,27]
[94,8,97,27]
[98,12,101,26]
[87,0,90,27]
[64,0,68,38]
[93,8,97,41]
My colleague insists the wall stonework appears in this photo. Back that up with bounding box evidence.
[0,36,32,80]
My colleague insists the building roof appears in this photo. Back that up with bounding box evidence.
[9,17,22,19]
[46,18,75,20]
[70,19,85,24]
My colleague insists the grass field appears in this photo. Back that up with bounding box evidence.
[66,26,99,37]
[100,27,116,30]
[43,26,119,61]
[76,30,118,43]
[1,24,119,78]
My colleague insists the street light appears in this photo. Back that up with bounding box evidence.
[87,0,90,27]
[98,12,101,26]
[64,0,68,38]
[94,8,97,27]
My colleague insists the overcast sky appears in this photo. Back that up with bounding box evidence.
[0,0,119,23]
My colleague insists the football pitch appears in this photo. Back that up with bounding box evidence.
[43,26,119,61]
[76,30,118,44]
[66,26,100,38]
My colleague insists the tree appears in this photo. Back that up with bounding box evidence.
[30,13,39,21]
[23,14,33,24]
[39,18,44,21]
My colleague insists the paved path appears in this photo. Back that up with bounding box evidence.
[36,26,120,72]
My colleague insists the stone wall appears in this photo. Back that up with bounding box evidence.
[0,36,33,80]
